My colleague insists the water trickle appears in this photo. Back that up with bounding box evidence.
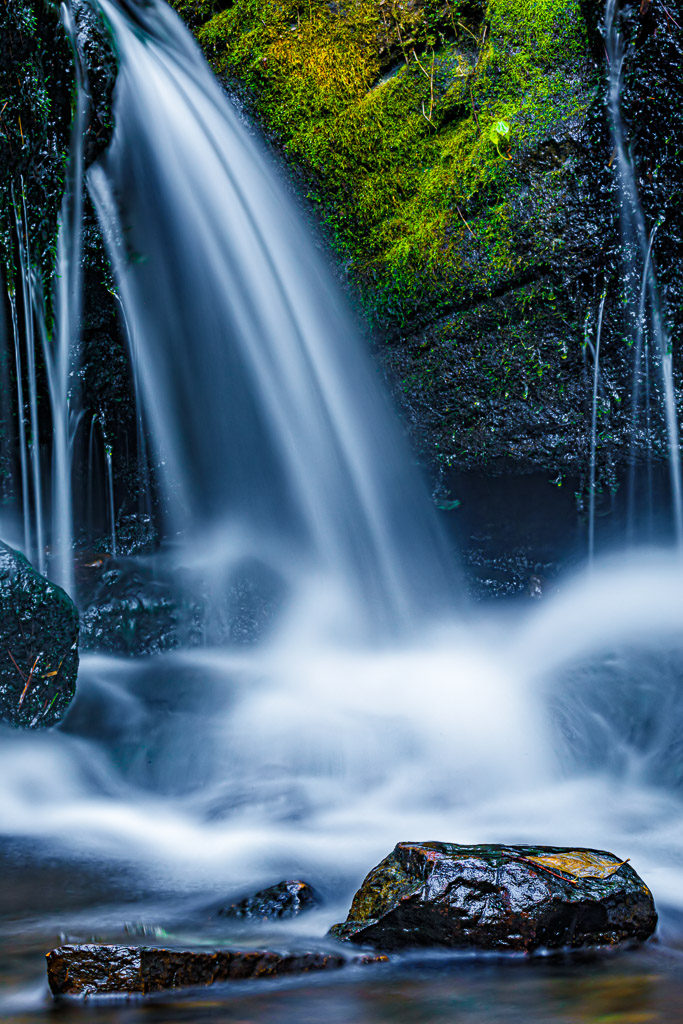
[43,0,89,595]
[104,436,117,557]
[7,287,32,557]
[604,0,683,544]
[588,290,607,563]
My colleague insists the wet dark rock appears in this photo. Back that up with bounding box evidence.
[46,944,385,997]
[0,542,78,729]
[217,880,319,920]
[329,842,657,952]
[79,566,202,657]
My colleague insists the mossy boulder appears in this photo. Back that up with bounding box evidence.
[0,541,78,728]
[329,841,657,951]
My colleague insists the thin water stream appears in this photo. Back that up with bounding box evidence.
[0,0,682,1020]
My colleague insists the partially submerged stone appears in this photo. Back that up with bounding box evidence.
[329,842,657,953]
[46,944,385,997]
[217,880,318,920]
[0,542,79,728]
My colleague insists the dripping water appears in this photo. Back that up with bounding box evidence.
[8,288,32,556]
[588,289,607,563]
[604,0,683,543]
[104,436,117,557]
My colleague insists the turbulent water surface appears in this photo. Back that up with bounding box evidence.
[1,0,683,1021]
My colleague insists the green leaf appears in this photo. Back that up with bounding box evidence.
[489,125,500,144]
[496,120,510,136]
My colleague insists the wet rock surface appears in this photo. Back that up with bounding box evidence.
[329,842,657,952]
[46,944,384,997]
[0,542,78,729]
[217,880,319,920]
[79,565,200,657]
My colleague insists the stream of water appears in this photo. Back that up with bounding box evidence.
[1,0,683,1020]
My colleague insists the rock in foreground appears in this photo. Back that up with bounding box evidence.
[217,880,318,920]
[46,944,385,997]
[0,542,78,728]
[329,842,657,952]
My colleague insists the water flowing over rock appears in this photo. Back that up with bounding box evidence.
[46,944,384,997]
[0,542,78,728]
[217,880,318,920]
[329,842,657,952]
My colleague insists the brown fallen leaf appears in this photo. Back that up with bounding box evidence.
[524,851,629,880]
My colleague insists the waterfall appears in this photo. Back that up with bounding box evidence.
[87,0,456,632]
[5,3,683,989]
[604,0,683,544]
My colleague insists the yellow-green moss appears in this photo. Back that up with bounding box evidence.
[173,0,594,328]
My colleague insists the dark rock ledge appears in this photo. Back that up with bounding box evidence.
[329,842,658,953]
[46,944,386,997]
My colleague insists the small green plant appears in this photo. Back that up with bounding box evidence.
[488,119,511,160]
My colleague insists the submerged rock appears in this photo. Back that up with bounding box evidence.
[329,842,657,952]
[46,944,385,997]
[217,880,318,920]
[0,543,78,729]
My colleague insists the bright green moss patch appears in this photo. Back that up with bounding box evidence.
[173,0,595,331]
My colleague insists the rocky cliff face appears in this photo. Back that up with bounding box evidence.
[1,0,680,588]
[172,0,682,499]
[0,0,151,558]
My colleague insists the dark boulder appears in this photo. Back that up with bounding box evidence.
[46,944,385,997]
[0,542,78,729]
[79,567,196,657]
[217,880,319,920]
[329,842,657,953]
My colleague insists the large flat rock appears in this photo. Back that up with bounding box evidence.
[46,944,384,997]
[329,842,658,952]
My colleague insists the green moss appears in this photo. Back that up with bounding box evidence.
[173,0,594,332]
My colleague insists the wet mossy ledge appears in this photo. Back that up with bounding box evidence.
[172,0,681,487]
[175,0,593,328]
[172,0,602,476]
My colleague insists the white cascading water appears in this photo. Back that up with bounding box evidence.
[87,0,456,634]
[2,3,683,1007]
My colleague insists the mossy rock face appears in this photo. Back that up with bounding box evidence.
[329,841,658,951]
[0,0,115,290]
[177,0,593,328]
[172,0,681,486]
[0,541,78,728]
[0,1,150,554]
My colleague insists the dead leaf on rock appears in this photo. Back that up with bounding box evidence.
[524,851,629,880]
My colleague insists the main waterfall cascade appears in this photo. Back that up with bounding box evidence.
[2,0,683,1001]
